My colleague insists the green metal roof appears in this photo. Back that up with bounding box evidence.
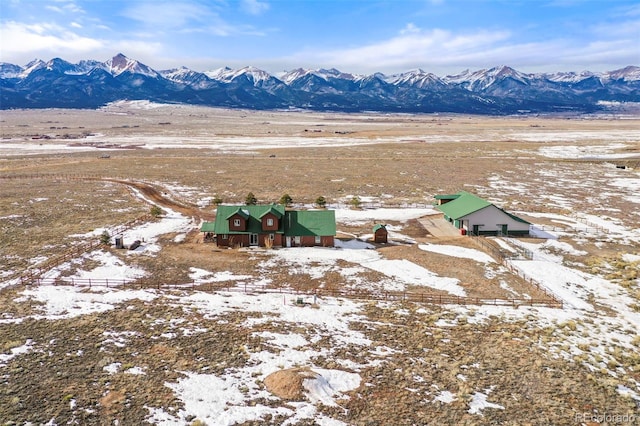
[435,191,530,224]
[213,204,286,234]
[435,191,493,219]
[259,206,284,219]
[500,208,531,224]
[434,193,461,200]
[225,207,249,220]
[373,224,387,232]
[210,205,336,237]
[201,221,216,232]
[284,210,336,236]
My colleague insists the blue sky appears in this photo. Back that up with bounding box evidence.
[1,0,638,75]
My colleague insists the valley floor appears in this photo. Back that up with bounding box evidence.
[1,104,639,425]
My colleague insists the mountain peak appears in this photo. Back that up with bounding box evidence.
[2,53,638,113]
[104,54,158,78]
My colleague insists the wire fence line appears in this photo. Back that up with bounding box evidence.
[7,214,152,288]
[21,277,563,309]
[531,224,606,235]
[467,235,564,307]
[3,172,562,308]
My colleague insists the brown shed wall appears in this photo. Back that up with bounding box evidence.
[374,229,388,243]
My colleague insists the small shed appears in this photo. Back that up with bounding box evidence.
[373,224,388,243]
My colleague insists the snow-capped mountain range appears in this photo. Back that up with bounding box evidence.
[1,53,638,114]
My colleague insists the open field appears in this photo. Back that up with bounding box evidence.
[1,102,640,425]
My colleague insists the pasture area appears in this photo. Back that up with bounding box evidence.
[1,102,639,425]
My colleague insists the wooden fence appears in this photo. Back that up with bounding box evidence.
[467,235,564,307]
[23,276,563,309]
[12,214,152,286]
[531,224,605,234]
[503,260,564,306]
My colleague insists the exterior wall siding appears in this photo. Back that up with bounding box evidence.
[286,235,334,247]
[228,214,247,231]
[217,234,251,247]
[216,233,285,248]
[261,213,280,231]
[461,205,530,235]
[374,229,388,243]
[258,233,283,247]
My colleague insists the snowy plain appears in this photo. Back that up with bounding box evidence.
[3,188,640,423]
[1,111,639,424]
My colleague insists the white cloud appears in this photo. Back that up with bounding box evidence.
[45,0,84,14]
[286,21,638,74]
[0,21,103,58]
[70,22,82,29]
[62,1,84,14]
[241,0,270,15]
[591,18,640,38]
[112,40,164,58]
[121,1,214,28]
[45,5,64,13]
[0,20,166,66]
[297,25,511,73]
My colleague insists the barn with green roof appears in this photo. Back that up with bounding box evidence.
[435,191,530,236]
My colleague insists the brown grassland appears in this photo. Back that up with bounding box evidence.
[0,104,639,425]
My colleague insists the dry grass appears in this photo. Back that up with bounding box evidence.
[1,106,639,424]
[2,107,637,290]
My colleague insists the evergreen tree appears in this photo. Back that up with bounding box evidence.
[245,192,258,205]
[315,196,327,208]
[349,196,361,209]
[279,193,293,206]
[100,230,111,245]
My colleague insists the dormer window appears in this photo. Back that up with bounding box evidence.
[266,218,274,227]
[233,219,241,227]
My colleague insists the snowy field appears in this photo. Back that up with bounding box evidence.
[2,199,640,423]
[1,106,639,424]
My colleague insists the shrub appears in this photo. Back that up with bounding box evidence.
[279,193,293,207]
[349,196,361,209]
[150,205,163,217]
[245,192,257,205]
[211,195,223,205]
[315,196,327,208]
[100,230,111,245]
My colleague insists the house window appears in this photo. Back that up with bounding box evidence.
[294,236,301,245]
[269,233,275,241]
[222,234,228,240]
[315,236,321,244]
[266,218,274,226]
[233,219,241,227]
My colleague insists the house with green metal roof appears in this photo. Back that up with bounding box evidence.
[201,204,336,248]
[434,191,530,236]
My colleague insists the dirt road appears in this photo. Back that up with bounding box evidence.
[103,178,216,221]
